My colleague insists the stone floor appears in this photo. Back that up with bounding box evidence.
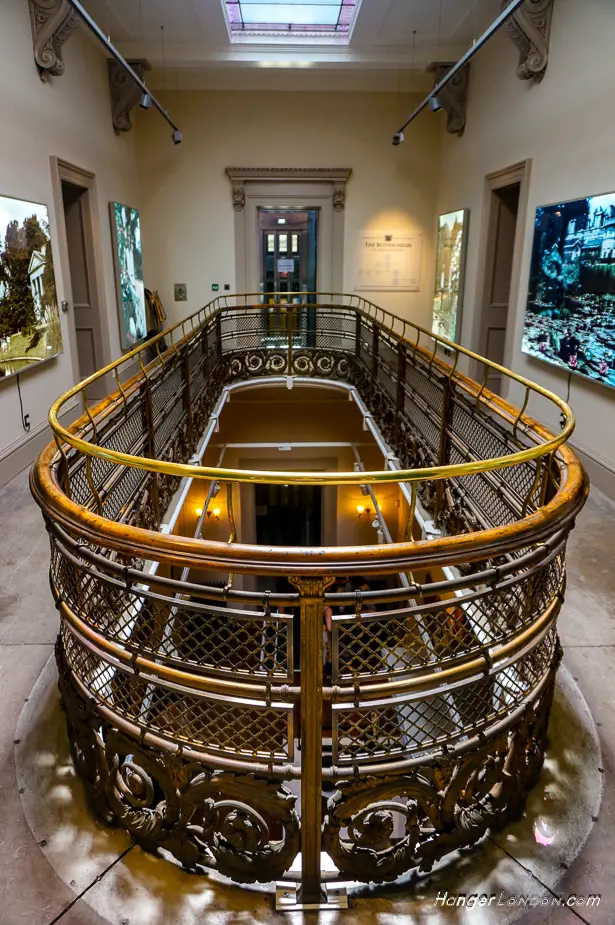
[0,465,613,925]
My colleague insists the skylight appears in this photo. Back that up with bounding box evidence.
[224,0,359,41]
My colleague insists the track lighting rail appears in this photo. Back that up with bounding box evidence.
[66,0,182,143]
[393,0,526,144]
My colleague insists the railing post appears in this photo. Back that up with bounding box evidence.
[371,322,379,386]
[215,312,222,360]
[435,377,453,522]
[395,345,407,444]
[181,346,193,452]
[355,312,362,360]
[141,380,160,527]
[290,575,334,905]
[287,304,294,375]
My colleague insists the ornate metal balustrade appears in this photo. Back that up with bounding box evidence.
[32,293,587,905]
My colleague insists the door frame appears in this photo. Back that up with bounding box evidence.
[227,168,351,295]
[472,159,532,394]
[50,156,111,391]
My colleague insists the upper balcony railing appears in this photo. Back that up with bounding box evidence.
[31,293,588,905]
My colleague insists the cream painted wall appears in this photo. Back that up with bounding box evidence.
[136,89,441,328]
[0,2,140,474]
[437,0,615,483]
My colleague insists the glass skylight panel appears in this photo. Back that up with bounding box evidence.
[224,0,358,38]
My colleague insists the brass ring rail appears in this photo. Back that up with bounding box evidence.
[58,590,559,775]
[50,521,563,712]
[63,651,557,782]
[34,446,584,577]
[50,525,565,699]
[58,589,559,704]
[49,519,565,608]
[47,295,575,485]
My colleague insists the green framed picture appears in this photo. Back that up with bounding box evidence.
[432,209,469,344]
[110,202,147,350]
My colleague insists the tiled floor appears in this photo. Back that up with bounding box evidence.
[0,465,613,925]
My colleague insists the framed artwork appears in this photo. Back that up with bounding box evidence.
[110,202,147,350]
[431,209,468,343]
[522,191,615,388]
[0,194,62,378]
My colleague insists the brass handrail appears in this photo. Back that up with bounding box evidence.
[46,294,575,486]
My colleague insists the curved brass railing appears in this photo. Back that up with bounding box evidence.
[48,292,574,484]
[32,294,588,903]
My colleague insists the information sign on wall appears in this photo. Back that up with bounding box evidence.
[355,232,422,292]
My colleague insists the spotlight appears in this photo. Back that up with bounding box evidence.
[172,129,183,145]
[429,95,442,112]
[140,92,152,110]
[392,131,405,146]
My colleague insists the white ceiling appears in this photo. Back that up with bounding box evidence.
[81,0,501,87]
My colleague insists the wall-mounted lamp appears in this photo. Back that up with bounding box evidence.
[357,504,372,520]
[195,505,221,521]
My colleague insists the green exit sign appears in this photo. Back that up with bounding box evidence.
[212,283,219,292]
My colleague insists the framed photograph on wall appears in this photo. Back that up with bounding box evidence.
[522,191,615,388]
[110,202,147,350]
[0,193,63,378]
[431,209,469,343]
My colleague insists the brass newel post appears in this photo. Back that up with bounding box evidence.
[290,575,334,904]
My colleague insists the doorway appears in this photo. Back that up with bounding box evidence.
[479,184,520,394]
[259,209,318,303]
[476,161,530,396]
[254,483,322,547]
[258,209,319,345]
[51,158,109,400]
[61,180,106,396]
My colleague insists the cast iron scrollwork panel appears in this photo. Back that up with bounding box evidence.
[323,654,559,883]
[56,641,300,882]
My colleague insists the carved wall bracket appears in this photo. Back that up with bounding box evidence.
[28,0,79,82]
[225,167,352,212]
[108,59,152,135]
[426,62,470,136]
[503,0,555,82]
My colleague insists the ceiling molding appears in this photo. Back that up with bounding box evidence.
[225,167,352,212]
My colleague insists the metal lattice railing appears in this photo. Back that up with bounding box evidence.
[32,293,587,898]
